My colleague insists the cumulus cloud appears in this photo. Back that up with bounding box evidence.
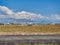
[51,14,60,20]
[0,6,49,21]
[0,6,13,15]
[0,14,6,18]
[12,11,49,20]
[0,6,60,22]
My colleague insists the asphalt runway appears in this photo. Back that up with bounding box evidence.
[0,35,60,43]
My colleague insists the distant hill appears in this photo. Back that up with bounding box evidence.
[0,18,60,24]
[0,18,34,24]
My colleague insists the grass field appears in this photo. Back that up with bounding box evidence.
[19,43,59,45]
[0,24,60,35]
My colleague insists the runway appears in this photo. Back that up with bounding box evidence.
[0,34,60,42]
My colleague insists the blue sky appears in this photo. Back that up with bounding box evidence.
[0,0,60,15]
[0,0,60,24]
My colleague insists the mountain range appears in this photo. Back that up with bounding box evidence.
[0,18,60,24]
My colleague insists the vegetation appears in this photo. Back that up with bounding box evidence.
[0,42,59,45]
[0,24,60,35]
[18,43,59,45]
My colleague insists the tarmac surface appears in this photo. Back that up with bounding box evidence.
[0,34,60,43]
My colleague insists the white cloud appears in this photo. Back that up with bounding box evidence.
[0,6,49,21]
[0,6,60,22]
[51,14,60,20]
[0,14,11,18]
[13,11,49,20]
[0,6,13,15]
[0,14,6,18]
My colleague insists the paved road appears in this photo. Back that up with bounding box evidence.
[0,35,60,43]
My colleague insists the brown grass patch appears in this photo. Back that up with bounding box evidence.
[0,25,60,35]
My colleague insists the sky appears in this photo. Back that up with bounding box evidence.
[0,0,60,24]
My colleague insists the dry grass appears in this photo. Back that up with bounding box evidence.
[0,24,60,35]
